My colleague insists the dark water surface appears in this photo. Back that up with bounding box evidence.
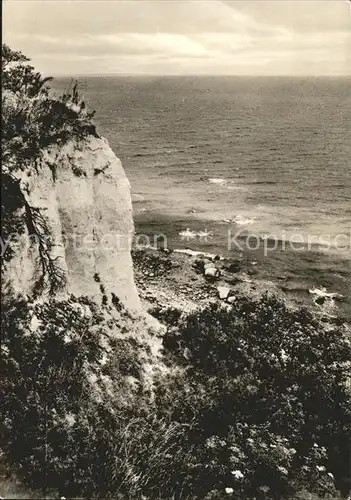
[53,76,351,318]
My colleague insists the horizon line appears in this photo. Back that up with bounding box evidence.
[50,73,351,78]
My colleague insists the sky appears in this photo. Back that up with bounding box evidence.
[3,0,351,76]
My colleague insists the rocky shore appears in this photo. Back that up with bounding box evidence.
[132,245,348,324]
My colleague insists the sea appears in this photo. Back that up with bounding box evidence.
[52,76,351,319]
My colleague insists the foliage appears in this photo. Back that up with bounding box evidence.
[1,294,205,499]
[2,44,97,174]
[4,292,348,499]
[1,294,151,498]
[1,45,350,500]
[154,294,351,499]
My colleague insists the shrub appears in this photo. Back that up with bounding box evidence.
[2,44,97,175]
[156,294,351,499]
[1,295,148,498]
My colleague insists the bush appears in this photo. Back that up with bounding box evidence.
[1,294,207,499]
[155,294,351,499]
[1,295,149,498]
[2,44,97,175]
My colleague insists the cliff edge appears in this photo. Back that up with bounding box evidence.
[5,135,140,311]
[2,45,140,311]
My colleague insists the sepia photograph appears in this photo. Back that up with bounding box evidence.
[1,0,351,499]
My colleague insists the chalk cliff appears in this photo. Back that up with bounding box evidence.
[4,135,141,312]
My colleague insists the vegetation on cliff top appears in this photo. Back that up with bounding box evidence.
[1,46,350,499]
[2,44,97,174]
[2,292,350,499]
[1,44,98,295]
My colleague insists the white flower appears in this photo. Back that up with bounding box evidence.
[63,334,71,344]
[280,349,289,362]
[277,466,288,476]
[231,470,244,480]
[313,443,319,448]
[316,465,326,472]
[327,472,334,479]
[259,486,270,493]
[30,314,41,332]
[225,487,234,494]
[64,413,76,427]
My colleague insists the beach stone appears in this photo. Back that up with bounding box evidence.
[315,296,326,306]
[227,296,237,304]
[192,260,203,274]
[217,286,230,300]
[204,267,220,280]
[222,274,241,285]
[225,261,241,273]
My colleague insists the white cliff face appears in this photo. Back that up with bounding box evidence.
[5,135,140,311]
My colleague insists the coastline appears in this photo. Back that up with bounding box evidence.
[133,215,351,322]
[132,243,350,325]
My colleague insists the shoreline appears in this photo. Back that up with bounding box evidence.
[132,215,351,322]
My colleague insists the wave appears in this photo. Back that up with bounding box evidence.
[222,215,257,226]
[174,248,223,260]
[247,181,278,185]
[209,178,227,186]
[132,193,145,202]
[309,287,344,301]
[178,228,214,240]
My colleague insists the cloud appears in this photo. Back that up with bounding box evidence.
[97,33,209,58]
[3,0,291,36]
[3,0,351,75]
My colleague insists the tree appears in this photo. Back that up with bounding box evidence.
[2,44,52,97]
